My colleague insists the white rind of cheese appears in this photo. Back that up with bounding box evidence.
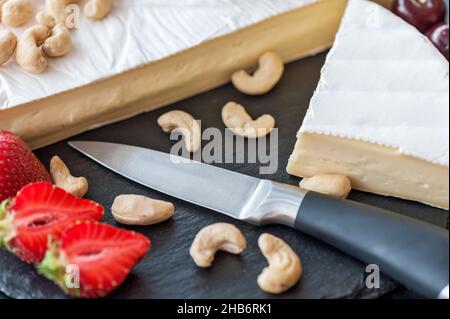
[299,0,449,166]
[0,0,316,109]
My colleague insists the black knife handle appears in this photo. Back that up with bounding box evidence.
[295,192,449,299]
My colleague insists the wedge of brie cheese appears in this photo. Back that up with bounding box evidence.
[0,0,354,149]
[287,0,449,209]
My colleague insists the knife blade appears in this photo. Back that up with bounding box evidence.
[68,141,302,226]
[69,141,449,299]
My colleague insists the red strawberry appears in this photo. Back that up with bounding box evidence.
[0,131,52,202]
[37,221,151,298]
[0,182,104,263]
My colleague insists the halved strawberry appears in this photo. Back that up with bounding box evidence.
[0,182,104,263]
[37,221,151,298]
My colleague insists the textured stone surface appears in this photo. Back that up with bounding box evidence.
[0,52,447,299]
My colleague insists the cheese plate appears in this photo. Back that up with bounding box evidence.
[0,52,448,299]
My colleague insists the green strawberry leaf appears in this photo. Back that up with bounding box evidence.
[0,199,12,249]
[36,238,80,298]
[0,199,11,220]
[37,241,66,287]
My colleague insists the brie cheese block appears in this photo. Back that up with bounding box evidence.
[0,0,354,149]
[287,0,449,209]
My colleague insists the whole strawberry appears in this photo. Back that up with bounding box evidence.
[37,221,151,298]
[0,182,104,263]
[0,131,51,202]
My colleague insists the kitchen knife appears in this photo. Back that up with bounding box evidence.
[69,141,449,299]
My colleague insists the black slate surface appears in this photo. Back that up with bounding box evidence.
[0,52,448,299]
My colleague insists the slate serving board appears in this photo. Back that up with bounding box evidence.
[0,52,448,299]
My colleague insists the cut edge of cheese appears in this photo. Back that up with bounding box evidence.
[287,133,449,209]
[0,0,349,149]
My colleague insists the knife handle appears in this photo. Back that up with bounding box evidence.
[295,192,449,299]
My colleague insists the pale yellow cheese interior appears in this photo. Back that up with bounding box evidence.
[1,0,350,149]
[287,133,449,209]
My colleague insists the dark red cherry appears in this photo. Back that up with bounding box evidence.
[392,0,446,33]
[426,23,449,59]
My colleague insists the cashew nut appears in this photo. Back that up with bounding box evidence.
[16,25,51,74]
[222,102,275,138]
[299,174,352,199]
[1,0,34,27]
[257,233,302,294]
[0,28,16,66]
[231,52,284,95]
[157,110,201,153]
[190,223,247,268]
[0,0,7,20]
[36,10,56,28]
[111,194,174,226]
[36,1,79,58]
[50,156,88,198]
[36,0,79,27]
[42,23,71,57]
[84,0,112,20]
